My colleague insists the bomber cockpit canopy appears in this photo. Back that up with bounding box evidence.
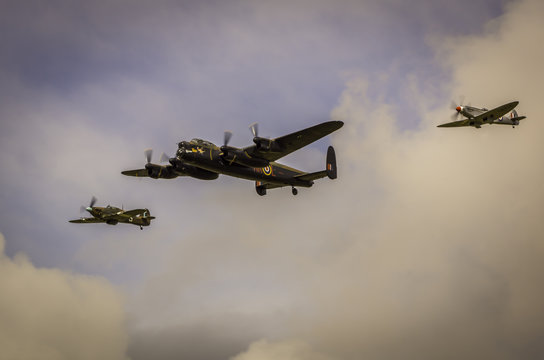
[189,138,217,148]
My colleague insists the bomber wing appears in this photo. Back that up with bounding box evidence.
[243,121,343,162]
[69,217,105,223]
[121,169,149,177]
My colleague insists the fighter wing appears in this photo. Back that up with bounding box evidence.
[472,101,519,124]
[121,169,149,177]
[122,209,148,217]
[120,209,156,221]
[69,217,105,223]
[242,121,344,162]
[437,119,471,128]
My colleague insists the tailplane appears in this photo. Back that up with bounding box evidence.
[510,109,526,123]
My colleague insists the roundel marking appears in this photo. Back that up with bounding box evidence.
[262,166,272,176]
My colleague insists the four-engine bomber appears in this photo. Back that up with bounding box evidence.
[122,121,344,196]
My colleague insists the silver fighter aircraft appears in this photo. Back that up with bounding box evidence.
[438,100,526,129]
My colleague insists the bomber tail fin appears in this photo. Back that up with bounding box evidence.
[326,146,337,179]
[293,146,338,182]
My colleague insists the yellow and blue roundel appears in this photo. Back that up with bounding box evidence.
[262,166,272,176]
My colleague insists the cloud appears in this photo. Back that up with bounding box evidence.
[0,233,129,360]
[231,339,335,360]
[129,0,544,359]
[1,0,542,359]
[286,0,544,358]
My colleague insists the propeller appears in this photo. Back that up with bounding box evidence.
[450,96,470,121]
[159,152,170,163]
[249,122,259,138]
[80,196,97,213]
[220,130,234,157]
[144,148,153,164]
[224,130,233,147]
[451,110,461,121]
[450,100,458,111]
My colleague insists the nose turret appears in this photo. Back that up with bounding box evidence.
[176,146,186,159]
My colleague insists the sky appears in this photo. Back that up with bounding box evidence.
[1,0,543,359]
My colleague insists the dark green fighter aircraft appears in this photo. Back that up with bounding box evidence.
[69,197,155,229]
[122,121,343,196]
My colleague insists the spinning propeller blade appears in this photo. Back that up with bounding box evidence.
[450,100,458,111]
[81,196,97,213]
[159,152,170,163]
[450,95,471,120]
[249,122,259,137]
[224,131,233,147]
[144,148,153,164]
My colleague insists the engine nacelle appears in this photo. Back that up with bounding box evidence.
[168,159,219,180]
[253,137,283,152]
[144,164,178,179]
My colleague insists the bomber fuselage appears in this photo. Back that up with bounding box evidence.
[173,139,314,187]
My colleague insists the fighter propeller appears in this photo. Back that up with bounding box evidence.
[80,196,97,213]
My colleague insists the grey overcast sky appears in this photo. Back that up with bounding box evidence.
[1,0,544,359]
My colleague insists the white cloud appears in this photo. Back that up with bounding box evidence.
[231,339,335,360]
[2,0,542,359]
[130,1,544,358]
[0,233,129,360]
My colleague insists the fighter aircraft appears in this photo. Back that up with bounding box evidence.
[122,121,343,196]
[438,100,526,129]
[69,197,155,229]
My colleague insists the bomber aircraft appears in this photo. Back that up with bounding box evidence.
[438,100,526,129]
[122,121,343,196]
[69,197,155,230]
